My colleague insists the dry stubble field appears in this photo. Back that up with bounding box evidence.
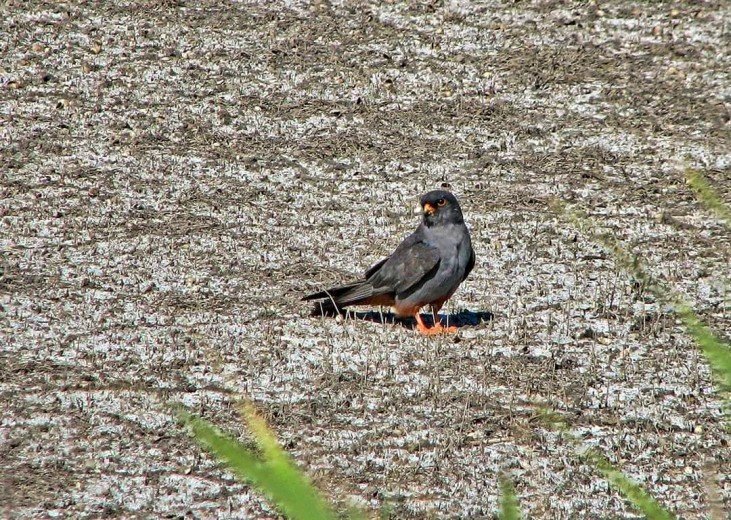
[1,1,731,518]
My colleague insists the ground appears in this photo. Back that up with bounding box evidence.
[1,1,730,518]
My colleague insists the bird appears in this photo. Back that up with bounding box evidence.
[303,189,475,335]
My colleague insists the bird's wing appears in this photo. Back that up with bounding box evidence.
[366,234,442,294]
[363,256,389,280]
[463,245,475,282]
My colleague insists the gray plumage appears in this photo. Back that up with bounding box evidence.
[304,190,474,333]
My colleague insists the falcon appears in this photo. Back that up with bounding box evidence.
[303,190,475,335]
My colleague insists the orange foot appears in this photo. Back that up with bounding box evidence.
[414,314,458,335]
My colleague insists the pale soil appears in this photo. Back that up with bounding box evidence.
[1,1,730,518]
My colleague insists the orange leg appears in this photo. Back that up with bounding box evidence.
[414,309,458,335]
[431,303,458,334]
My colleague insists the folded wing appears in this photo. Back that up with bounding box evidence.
[302,235,442,310]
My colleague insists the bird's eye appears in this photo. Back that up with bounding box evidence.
[436,198,446,207]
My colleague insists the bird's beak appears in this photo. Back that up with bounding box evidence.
[415,203,435,215]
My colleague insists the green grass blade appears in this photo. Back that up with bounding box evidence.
[552,200,731,406]
[179,409,337,520]
[681,168,731,417]
[498,476,522,520]
[677,304,731,392]
[239,401,292,465]
[550,198,730,515]
[585,449,676,520]
[685,169,731,228]
[541,410,678,519]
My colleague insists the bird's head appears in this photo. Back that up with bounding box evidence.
[415,190,464,226]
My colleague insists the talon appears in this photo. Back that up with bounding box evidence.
[415,313,458,335]
[428,323,458,335]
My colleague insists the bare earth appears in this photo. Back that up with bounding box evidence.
[1,1,730,518]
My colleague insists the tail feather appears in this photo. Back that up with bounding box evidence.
[309,298,342,317]
[303,282,377,317]
[302,283,361,302]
